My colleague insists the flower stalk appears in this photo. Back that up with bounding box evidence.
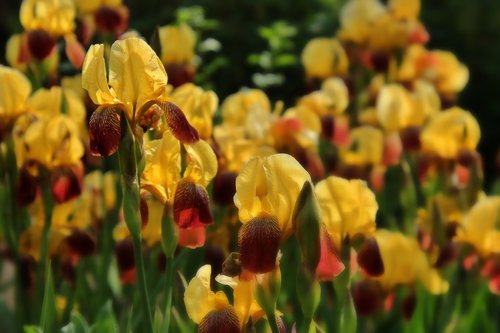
[118,116,154,333]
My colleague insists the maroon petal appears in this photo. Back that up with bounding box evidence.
[27,29,55,61]
[199,307,240,333]
[66,229,96,257]
[157,101,199,144]
[173,180,212,228]
[88,105,122,156]
[94,6,128,34]
[357,237,384,277]
[352,280,383,317]
[51,164,84,204]
[239,216,281,274]
[212,171,237,206]
[16,164,39,206]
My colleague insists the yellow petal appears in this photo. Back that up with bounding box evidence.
[373,230,448,294]
[301,38,349,79]
[456,196,500,256]
[141,131,181,203]
[169,83,218,139]
[316,176,377,249]
[184,140,218,187]
[388,0,421,20]
[184,265,228,323]
[0,65,31,120]
[420,107,480,158]
[27,86,86,135]
[159,24,196,64]
[234,154,311,237]
[340,126,384,165]
[376,84,413,132]
[142,198,164,247]
[20,0,76,36]
[108,37,168,116]
[82,44,116,105]
[5,34,27,71]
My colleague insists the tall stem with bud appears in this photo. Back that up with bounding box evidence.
[118,116,154,333]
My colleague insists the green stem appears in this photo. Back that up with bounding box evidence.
[35,173,54,319]
[118,116,153,332]
[266,310,280,333]
[131,234,154,332]
[163,256,174,333]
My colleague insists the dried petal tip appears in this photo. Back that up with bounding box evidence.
[240,216,281,274]
[198,307,240,333]
[158,101,199,143]
[89,105,122,156]
[357,237,384,277]
[174,180,212,229]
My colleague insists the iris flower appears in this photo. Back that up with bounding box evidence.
[184,265,264,332]
[82,37,199,156]
[233,154,311,273]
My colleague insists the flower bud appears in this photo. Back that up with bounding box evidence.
[293,181,321,274]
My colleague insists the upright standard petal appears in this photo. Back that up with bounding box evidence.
[184,140,218,187]
[108,38,168,117]
[234,154,311,237]
[82,44,116,105]
[0,65,31,119]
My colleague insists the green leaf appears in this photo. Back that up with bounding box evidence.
[92,302,118,333]
[40,262,56,333]
[23,326,43,333]
[153,307,164,333]
[61,312,91,333]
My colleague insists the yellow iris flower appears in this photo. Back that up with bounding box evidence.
[168,83,218,139]
[338,0,386,44]
[27,86,87,136]
[315,176,378,250]
[13,115,84,171]
[376,82,439,132]
[455,197,500,256]
[420,107,480,159]
[234,154,311,273]
[20,0,76,37]
[398,45,469,95]
[0,65,31,137]
[298,77,349,117]
[301,38,349,80]
[234,154,311,239]
[340,125,384,166]
[158,24,197,65]
[82,37,198,156]
[369,229,449,294]
[184,265,263,331]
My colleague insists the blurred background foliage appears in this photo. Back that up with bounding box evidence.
[1,0,499,186]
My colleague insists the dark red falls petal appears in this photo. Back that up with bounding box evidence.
[157,101,199,144]
[88,105,122,157]
[239,216,281,274]
[173,180,212,228]
[357,237,384,277]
